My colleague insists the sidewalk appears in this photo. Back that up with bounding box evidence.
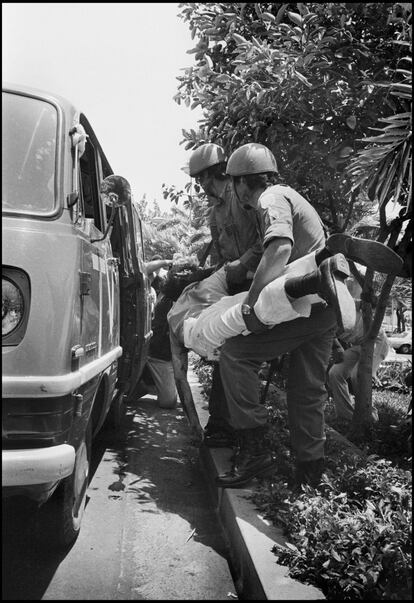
[186,366,326,601]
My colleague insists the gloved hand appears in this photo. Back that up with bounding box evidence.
[224,260,248,285]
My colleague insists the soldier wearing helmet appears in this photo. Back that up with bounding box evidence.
[214,142,340,490]
[189,143,263,287]
[180,142,263,448]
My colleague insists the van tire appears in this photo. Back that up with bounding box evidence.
[106,391,127,433]
[40,421,92,550]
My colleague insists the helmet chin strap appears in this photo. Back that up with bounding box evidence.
[232,176,254,209]
[232,177,244,205]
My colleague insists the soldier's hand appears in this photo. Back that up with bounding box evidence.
[242,310,269,334]
[224,260,248,285]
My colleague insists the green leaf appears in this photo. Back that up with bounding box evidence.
[378,112,411,122]
[233,33,248,45]
[346,116,357,130]
[339,146,354,158]
[216,74,232,84]
[262,12,276,22]
[379,161,398,207]
[331,549,342,562]
[287,12,303,27]
[303,13,318,24]
[295,71,312,88]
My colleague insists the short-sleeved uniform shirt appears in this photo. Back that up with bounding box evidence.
[209,181,262,273]
[254,184,326,263]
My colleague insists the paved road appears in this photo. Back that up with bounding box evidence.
[2,396,236,600]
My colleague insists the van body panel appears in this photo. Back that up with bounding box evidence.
[2,444,76,486]
[2,347,122,397]
[2,216,81,377]
[2,84,152,518]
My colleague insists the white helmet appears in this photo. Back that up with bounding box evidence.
[188,143,227,177]
[226,143,278,176]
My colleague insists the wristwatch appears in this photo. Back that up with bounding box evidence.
[241,303,253,316]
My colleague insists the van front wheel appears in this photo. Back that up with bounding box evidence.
[41,422,92,550]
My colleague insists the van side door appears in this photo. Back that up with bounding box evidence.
[74,121,119,364]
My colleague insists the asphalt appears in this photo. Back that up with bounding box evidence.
[187,366,326,601]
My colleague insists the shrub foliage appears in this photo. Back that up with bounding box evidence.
[191,356,412,600]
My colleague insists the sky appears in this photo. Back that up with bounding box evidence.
[2,2,203,211]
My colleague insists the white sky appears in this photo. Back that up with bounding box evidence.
[2,2,203,211]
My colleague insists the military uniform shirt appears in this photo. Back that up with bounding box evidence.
[209,181,262,272]
[256,184,326,262]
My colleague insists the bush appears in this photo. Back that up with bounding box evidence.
[191,354,214,399]
[255,398,412,600]
[374,361,412,393]
[265,455,412,600]
[191,357,412,600]
[325,389,411,470]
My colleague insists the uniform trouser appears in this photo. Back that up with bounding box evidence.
[206,363,237,433]
[147,356,178,409]
[219,304,337,462]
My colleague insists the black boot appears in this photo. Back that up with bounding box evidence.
[215,427,276,488]
[284,254,356,333]
[203,417,237,448]
[204,426,237,448]
[293,458,325,493]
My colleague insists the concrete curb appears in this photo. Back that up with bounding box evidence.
[187,367,325,601]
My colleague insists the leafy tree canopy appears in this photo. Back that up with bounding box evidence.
[175,2,411,233]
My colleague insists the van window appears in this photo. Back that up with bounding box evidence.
[2,92,57,215]
[132,203,146,270]
[79,136,102,232]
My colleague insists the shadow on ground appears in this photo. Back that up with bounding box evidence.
[2,395,231,600]
[96,394,230,557]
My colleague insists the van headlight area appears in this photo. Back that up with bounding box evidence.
[2,277,24,336]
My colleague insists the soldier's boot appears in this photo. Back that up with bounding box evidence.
[285,253,356,333]
[215,426,276,488]
[326,233,403,275]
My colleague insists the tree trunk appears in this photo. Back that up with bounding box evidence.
[350,270,398,440]
[350,337,375,440]
[349,216,404,440]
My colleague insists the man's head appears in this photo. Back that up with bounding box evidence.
[161,261,215,301]
[100,175,131,207]
[226,143,279,208]
[188,143,227,197]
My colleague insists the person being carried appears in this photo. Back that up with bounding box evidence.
[182,241,399,363]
